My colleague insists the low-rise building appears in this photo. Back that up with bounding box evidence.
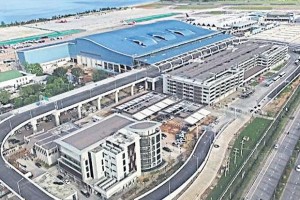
[0,70,35,92]
[126,121,162,172]
[55,114,161,199]
[25,122,79,166]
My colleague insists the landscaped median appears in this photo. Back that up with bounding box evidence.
[206,85,300,200]
[205,117,272,200]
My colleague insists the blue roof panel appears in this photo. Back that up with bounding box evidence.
[137,34,232,64]
[80,20,217,57]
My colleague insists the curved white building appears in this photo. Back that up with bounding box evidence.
[127,121,162,171]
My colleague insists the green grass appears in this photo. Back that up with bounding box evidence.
[0,29,83,46]
[273,62,287,71]
[264,72,275,77]
[174,5,217,10]
[207,117,272,200]
[224,86,300,199]
[228,6,273,10]
[203,11,227,15]
[125,13,180,23]
[0,70,22,83]
[250,80,259,87]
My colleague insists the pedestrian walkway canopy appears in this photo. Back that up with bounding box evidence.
[184,109,211,125]
[133,98,176,120]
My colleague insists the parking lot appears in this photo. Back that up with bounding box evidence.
[251,24,300,44]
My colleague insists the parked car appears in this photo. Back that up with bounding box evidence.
[163,147,172,152]
[64,179,70,184]
[57,175,64,180]
[53,181,64,185]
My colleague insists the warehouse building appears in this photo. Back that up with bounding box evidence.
[17,20,236,73]
[162,42,288,104]
[55,114,162,199]
[265,12,295,23]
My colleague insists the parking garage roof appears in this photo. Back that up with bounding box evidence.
[168,42,273,82]
[62,114,135,150]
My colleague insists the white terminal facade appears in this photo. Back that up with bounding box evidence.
[55,114,162,199]
[163,42,288,105]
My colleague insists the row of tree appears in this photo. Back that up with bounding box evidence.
[0,64,110,109]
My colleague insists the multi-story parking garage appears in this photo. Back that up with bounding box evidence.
[17,20,237,73]
[162,42,289,105]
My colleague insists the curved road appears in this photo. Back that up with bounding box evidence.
[1,49,299,199]
[140,131,215,200]
[0,68,159,199]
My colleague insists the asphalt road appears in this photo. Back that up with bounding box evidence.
[281,153,300,200]
[0,67,160,200]
[246,106,300,200]
[140,131,215,200]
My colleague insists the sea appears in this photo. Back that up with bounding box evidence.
[0,0,158,23]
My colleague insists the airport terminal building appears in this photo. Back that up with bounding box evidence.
[17,20,237,73]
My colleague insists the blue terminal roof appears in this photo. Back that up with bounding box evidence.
[137,34,232,64]
[78,20,218,58]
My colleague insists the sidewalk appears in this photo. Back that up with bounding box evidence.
[178,115,251,200]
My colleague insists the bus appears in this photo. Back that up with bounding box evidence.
[279,71,286,78]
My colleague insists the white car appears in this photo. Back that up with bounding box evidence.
[64,179,71,184]
[296,165,300,172]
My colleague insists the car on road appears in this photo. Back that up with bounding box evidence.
[296,165,300,172]
[163,147,172,152]
[81,189,90,198]
[64,179,70,184]
[274,144,279,149]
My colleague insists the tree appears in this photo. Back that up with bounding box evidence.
[71,67,84,78]
[25,63,43,76]
[13,97,23,108]
[0,21,5,27]
[92,70,108,82]
[52,67,67,78]
[20,84,42,97]
[0,90,10,104]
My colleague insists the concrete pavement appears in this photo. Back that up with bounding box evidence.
[138,130,215,200]
[0,66,160,199]
[281,153,300,200]
[178,115,251,200]
[245,104,300,200]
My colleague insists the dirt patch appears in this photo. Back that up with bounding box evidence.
[161,118,184,135]
[264,77,300,116]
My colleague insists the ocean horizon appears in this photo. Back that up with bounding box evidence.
[0,0,158,24]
